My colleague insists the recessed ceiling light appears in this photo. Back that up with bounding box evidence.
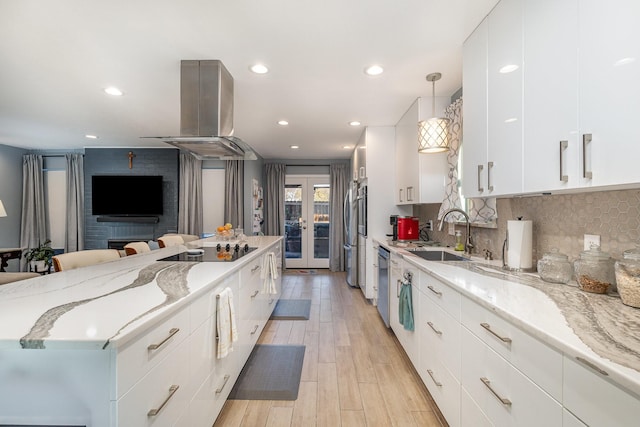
[343,145,353,150]
[250,64,269,74]
[504,117,518,123]
[499,64,519,74]
[364,65,384,76]
[104,86,124,96]
[278,120,289,126]
[614,57,636,67]
[290,145,299,149]
[349,121,361,126]
[85,134,99,139]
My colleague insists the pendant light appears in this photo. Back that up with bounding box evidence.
[418,72,450,153]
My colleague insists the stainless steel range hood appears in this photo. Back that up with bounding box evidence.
[143,60,257,160]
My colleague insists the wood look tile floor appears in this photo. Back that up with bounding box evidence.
[214,270,447,427]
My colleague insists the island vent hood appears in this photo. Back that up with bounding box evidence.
[143,60,257,160]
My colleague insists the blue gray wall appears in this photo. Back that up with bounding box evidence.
[84,148,179,249]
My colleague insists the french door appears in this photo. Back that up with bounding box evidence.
[284,176,330,269]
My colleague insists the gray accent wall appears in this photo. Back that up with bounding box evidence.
[84,148,179,249]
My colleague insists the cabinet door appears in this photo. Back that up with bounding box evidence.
[579,0,640,188]
[462,18,489,198]
[395,99,418,205]
[523,0,579,193]
[486,0,523,196]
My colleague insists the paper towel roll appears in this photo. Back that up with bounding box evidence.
[507,220,533,269]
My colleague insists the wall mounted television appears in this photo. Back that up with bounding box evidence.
[92,175,163,216]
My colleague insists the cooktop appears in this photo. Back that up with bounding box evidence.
[158,244,257,263]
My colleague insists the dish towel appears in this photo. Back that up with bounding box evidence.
[399,276,415,331]
[260,251,279,294]
[216,286,238,359]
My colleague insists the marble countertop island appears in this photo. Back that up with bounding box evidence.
[375,238,640,399]
[0,236,282,351]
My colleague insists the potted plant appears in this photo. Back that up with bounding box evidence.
[24,239,55,273]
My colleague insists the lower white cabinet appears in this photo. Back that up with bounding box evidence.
[563,355,640,427]
[389,259,420,366]
[461,328,562,427]
[461,387,492,427]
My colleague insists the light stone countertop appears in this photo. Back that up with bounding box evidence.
[0,236,282,351]
[375,237,640,399]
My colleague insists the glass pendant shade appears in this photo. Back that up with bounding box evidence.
[418,117,450,153]
[419,72,450,153]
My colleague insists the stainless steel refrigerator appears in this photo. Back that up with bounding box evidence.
[343,182,358,287]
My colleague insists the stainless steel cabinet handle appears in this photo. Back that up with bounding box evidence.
[251,290,259,298]
[427,285,442,297]
[427,321,442,335]
[427,369,442,387]
[560,140,568,182]
[480,377,512,406]
[582,134,593,179]
[576,356,609,376]
[216,374,231,394]
[251,265,261,273]
[480,322,512,343]
[407,186,414,202]
[487,161,494,191]
[399,188,404,202]
[251,324,259,335]
[397,279,402,298]
[477,164,484,193]
[269,298,274,305]
[147,385,179,416]
[147,328,179,351]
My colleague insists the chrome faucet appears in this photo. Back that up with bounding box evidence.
[438,208,474,255]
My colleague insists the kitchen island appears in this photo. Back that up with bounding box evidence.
[375,238,640,427]
[0,235,283,426]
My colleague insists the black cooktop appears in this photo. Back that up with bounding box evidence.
[159,244,257,263]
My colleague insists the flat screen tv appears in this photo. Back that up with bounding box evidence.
[92,175,163,216]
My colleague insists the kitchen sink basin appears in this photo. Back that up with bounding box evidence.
[406,250,469,262]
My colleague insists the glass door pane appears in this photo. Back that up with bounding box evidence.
[285,183,303,260]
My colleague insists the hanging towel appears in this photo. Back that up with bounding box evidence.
[216,287,238,359]
[399,275,415,331]
[260,251,279,294]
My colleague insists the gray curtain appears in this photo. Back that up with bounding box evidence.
[20,154,47,271]
[329,164,348,271]
[65,153,84,252]
[178,152,203,236]
[264,163,286,236]
[224,160,244,229]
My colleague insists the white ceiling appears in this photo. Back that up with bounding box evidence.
[0,0,498,160]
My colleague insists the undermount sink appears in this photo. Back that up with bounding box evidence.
[406,250,469,262]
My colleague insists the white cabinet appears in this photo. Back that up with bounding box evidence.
[462,0,524,199]
[389,255,420,365]
[563,355,640,427]
[395,97,448,205]
[359,127,410,300]
[522,0,579,193]
[461,17,489,198]
[352,134,367,182]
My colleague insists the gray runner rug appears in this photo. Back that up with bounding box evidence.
[228,344,305,400]
[270,299,311,320]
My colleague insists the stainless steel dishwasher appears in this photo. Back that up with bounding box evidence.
[377,246,390,328]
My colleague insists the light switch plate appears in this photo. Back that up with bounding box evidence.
[584,234,601,250]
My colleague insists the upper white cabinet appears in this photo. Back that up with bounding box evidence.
[462,0,524,198]
[578,0,640,189]
[352,135,367,183]
[465,0,640,196]
[395,97,448,205]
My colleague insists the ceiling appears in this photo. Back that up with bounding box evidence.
[0,0,498,160]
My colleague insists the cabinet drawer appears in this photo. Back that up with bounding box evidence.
[461,328,562,427]
[240,254,264,289]
[563,355,640,427]
[191,274,239,332]
[420,353,461,427]
[188,356,239,427]
[419,291,461,379]
[116,305,190,398]
[117,341,189,426]
[419,269,460,320]
[461,387,492,427]
[461,296,562,401]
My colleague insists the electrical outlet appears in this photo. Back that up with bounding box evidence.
[448,222,455,236]
[584,234,601,250]
[424,220,433,231]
